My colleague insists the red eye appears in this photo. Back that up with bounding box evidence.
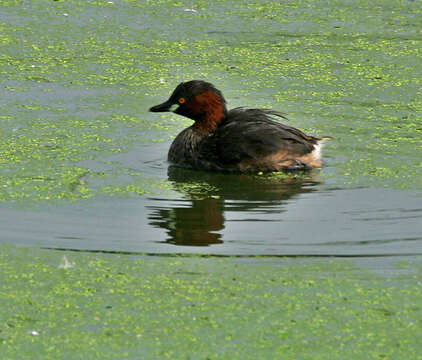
[178,97,186,104]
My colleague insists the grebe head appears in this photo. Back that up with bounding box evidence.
[150,80,227,132]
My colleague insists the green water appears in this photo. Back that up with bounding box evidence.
[0,0,421,202]
[1,245,422,360]
[1,0,421,253]
[1,1,422,358]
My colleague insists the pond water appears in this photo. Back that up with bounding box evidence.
[0,0,421,257]
[1,142,421,256]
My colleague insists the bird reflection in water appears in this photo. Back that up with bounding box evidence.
[148,166,319,247]
[149,195,224,246]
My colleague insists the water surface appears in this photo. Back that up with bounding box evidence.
[1,147,421,255]
[0,0,421,258]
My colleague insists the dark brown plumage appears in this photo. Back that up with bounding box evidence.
[150,80,326,173]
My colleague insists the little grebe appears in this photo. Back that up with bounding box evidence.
[150,80,327,172]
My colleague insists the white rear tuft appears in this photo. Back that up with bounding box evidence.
[312,137,331,160]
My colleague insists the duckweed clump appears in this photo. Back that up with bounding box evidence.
[1,244,422,359]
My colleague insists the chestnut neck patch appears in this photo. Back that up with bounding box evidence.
[187,90,226,133]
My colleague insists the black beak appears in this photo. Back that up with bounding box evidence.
[149,99,173,112]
